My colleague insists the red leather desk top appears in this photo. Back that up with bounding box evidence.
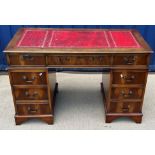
[16,29,141,49]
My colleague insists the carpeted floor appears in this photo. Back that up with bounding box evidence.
[0,73,155,130]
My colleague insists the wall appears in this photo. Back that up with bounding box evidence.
[0,25,155,71]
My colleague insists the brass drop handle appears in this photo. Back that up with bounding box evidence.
[32,91,38,97]
[122,105,130,112]
[21,54,34,61]
[25,91,30,97]
[25,91,38,98]
[120,74,135,82]
[27,106,38,113]
[122,108,129,112]
[22,75,36,83]
[121,90,133,98]
[123,56,136,65]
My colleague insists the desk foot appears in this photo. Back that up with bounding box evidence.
[105,115,118,123]
[105,114,143,123]
[15,115,54,125]
[40,115,54,125]
[15,116,28,125]
[130,115,142,123]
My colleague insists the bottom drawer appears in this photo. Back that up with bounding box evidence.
[108,101,141,113]
[16,104,51,115]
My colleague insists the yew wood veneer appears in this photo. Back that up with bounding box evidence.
[4,28,153,125]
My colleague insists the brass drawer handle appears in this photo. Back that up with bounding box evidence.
[121,90,133,98]
[123,56,136,65]
[25,91,29,97]
[122,108,129,112]
[32,91,39,97]
[122,105,131,112]
[120,74,135,82]
[27,107,38,113]
[25,91,38,98]
[22,75,36,83]
[21,55,34,61]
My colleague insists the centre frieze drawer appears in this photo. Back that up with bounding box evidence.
[47,55,111,66]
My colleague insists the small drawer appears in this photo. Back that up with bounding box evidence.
[8,54,46,66]
[111,87,143,100]
[47,55,111,66]
[14,87,48,101]
[112,70,147,85]
[113,54,148,66]
[16,103,51,115]
[108,101,141,113]
[10,71,47,85]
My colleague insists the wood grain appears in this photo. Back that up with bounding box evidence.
[5,28,152,124]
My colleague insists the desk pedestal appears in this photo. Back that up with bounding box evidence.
[101,69,148,123]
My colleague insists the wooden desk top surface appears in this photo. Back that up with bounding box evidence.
[4,28,153,54]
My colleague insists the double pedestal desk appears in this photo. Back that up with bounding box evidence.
[4,28,153,125]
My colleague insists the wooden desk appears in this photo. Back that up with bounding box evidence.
[4,28,153,125]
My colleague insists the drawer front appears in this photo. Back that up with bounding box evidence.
[108,101,141,113]
[111,87,143,100]
[113,54,148,66]
[14,87,48,100]
[47,55,111,66]
[10,71,47,85]
[16,104,51,115]
[8,54,46,66]
[112,70,147,85]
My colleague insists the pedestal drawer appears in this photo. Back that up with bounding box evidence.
[14,87,48,101]
[7,54,46,66]
[111,87,144,100]
[108,101,141,113]
[113,54,148,66]
[112,70,147,85]
[47,55,111,66]
[10,71,47,85]
[16,103,51,115]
